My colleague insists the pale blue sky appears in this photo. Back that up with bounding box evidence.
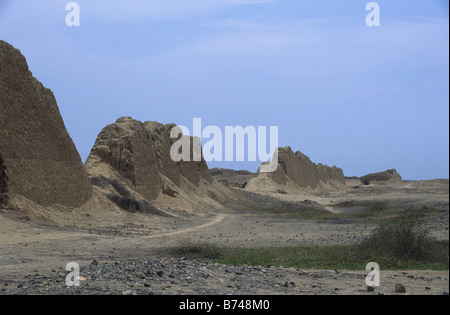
[0,0,448,179]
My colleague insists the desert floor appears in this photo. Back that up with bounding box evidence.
[0,180,448,295]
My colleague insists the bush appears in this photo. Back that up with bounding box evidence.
[358,216,448,266]
[170,242,224,260]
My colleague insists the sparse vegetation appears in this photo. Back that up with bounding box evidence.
[165,242,448,270]
[245,204,332,220]
[168,241,224,260]
[358,214,448,265]
[243,198,447,225]
[165,217,449,271]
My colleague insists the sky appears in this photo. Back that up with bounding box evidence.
[0,0,448,180]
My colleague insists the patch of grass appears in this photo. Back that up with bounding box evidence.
[166,242,448,271]
[165,218,449,271]
[216,246,364,270]
[244,200,447,226]
[166,242,224,260]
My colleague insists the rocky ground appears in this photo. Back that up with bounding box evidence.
[1,257,449,296]
[0,181,449,295]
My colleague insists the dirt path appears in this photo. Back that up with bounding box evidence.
[142,214,227,240]
[0,181,448,295]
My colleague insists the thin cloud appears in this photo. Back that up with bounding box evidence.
[82,0,274,22]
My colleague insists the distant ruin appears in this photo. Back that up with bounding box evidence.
[360,169,403,185]
[246,147,346,192]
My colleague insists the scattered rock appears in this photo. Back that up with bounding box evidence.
[90,260,99,269]
[395,283,407,293]
[3,257,449,295]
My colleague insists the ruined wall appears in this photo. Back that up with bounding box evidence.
[248,146,346,191]
[360,169,403,185]
[0,40,92,207]
[87,117,162,201]
[271,147,345,189]
[86,117,213,201]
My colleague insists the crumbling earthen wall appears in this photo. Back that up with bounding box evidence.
[0,40,92,207]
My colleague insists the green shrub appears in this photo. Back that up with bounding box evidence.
[358,216,448,266]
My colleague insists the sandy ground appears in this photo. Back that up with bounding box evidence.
[0,180,448,295]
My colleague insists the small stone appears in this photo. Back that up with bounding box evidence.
[122,290,132,296]
[378,291,384,296]
[156,271,164,277]
[367,286,375,292]
[425,287,431,290]
[443,290,449,296]
[90,260,99,269]
[395,283,406,293]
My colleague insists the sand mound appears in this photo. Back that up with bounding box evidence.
[246,147,346,193]
[0,40,92,207]
[360,169,403,185]
[86,117,236,212]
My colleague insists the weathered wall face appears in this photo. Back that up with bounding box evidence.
[317,164,345,185]
[272,147,345,189]
[249,146,346,191]
[144,122,182,187]
[88,117,162,201]
[144,122,213,188]
[0,154,7,205]
[0,40,93,207]
[87,117,213,201]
